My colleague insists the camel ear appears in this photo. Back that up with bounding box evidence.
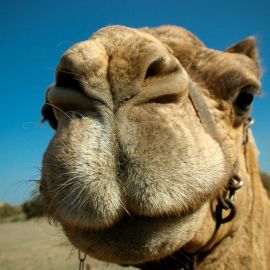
[41,87,58,130]
[41,102,58,130]
[225,37,259,66]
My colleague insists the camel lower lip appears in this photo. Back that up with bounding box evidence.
[62,206,206,265]
[63,211,188,232]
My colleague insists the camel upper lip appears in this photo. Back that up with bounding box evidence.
[47,85,113,112]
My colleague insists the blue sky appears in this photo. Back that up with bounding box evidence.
[0,0,269,204]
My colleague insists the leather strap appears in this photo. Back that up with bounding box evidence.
[188,82,222,144]
[188,82,231,163]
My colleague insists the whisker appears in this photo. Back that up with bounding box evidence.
[170,251,194,264]
[45,102,73,121]
[44,102,88,136]
[67,110,86,119]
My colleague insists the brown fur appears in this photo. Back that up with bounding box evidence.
[40,25,270,269]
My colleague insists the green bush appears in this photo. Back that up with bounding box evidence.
[0,203,22,220]
[260,171,270,196]
[22,198,43,219]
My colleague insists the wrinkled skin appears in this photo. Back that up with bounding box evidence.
[40,26,270,269]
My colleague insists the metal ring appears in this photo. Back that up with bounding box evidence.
[228,175,244,190]
[244,117,254,130]
[220,199,237,224]
[78,250,87,261]
[218,193,230,210]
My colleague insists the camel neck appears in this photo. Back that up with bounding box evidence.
[194,135,270,270]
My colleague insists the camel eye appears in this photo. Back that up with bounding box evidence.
[234,91,254,114]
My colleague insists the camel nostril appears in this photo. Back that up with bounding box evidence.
[56,69,82,89]
[145,58,165,79]
[144,56,181,80]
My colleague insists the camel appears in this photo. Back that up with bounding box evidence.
[40,25,270,269]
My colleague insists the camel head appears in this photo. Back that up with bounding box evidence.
[40,25,261,266]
